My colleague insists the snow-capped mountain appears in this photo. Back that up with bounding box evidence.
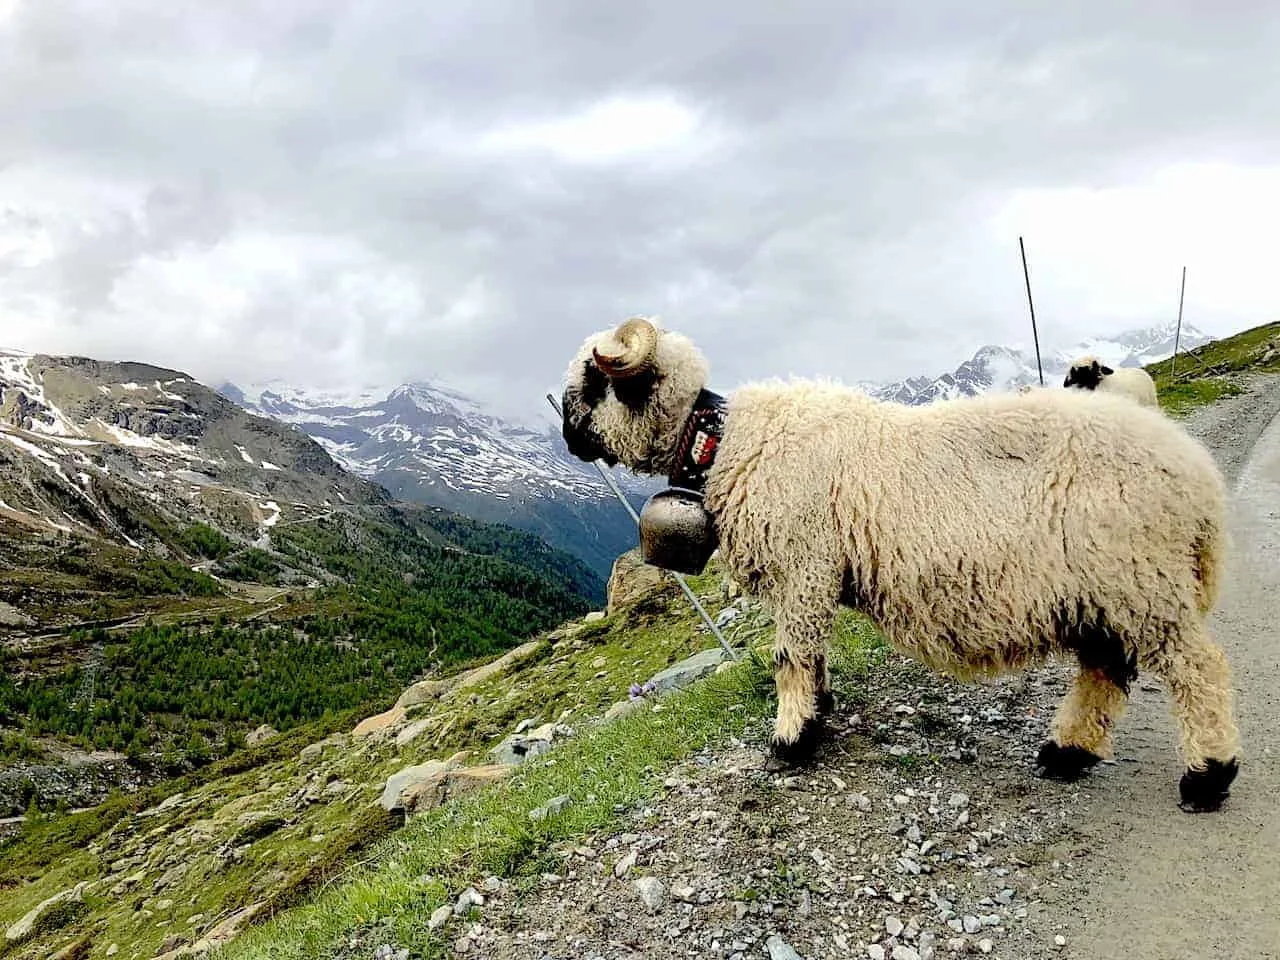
[220,379,660,579]
[219,320,1209,577]
[868,320,1211,406]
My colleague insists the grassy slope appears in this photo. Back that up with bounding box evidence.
[223,608,886,960]
[0,563,793,960]
[1147,319,1280,416]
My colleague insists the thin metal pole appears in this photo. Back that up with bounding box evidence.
[1019,236,1045,386]
[1172,265,1186,378]
[546,394,737,660]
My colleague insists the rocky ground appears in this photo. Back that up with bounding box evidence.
[416,374,1280,960]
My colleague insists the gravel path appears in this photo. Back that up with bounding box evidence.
[1055,373,1280,960]
[432,376,1280,960]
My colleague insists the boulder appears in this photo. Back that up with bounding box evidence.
[488,721,571,767]
[6,881,90,942]
[245,725,277,746]
[647,648,729,694]
[393,718,435,748]
[379,761,450,812]
[607,548,670,615]
[379,760,513,814]
[189,900,266,952]
[602,699,646,723]
[401,765,512,814]
[0,600,34,627]
[390,638,545,715]
[351,705,407,739]
[394,678,453,711]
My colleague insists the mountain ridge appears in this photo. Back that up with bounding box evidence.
[218,319,1210,577]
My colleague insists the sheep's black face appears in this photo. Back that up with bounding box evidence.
[1063,359,1113,390]
[561,360,618,465]
[560,318,709,476]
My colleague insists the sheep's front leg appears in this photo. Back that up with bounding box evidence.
[769,571,840,767]
[1036,666,1129,781]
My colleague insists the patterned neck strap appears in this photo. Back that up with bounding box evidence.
[668,389,728,493]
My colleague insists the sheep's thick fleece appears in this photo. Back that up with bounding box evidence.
[705,379,1224,676]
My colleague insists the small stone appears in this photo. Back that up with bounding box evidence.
[614,850,637,878]
[978,939,994,954]
[963,916,981,934]
[528,794,573,822]
[453,887,484,915]
[672,884,697,902]
[482,876,503,893]
[947,939,966,954]
[947,918,964,933]
[765,935,803,960]
[948,792,970,808]
[634,876,666,912]
[868,946,887,960]
[428,905,452,930]
[854,793,874,812]
[893,947,921,960]
[1055,935,1067,947]
[106,947,119,957]
[886,917,904,937]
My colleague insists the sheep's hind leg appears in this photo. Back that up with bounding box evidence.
[1036,666,1130,782]
[1149,624,1241,813]
[768,571,840,768]
[814,652,835,718]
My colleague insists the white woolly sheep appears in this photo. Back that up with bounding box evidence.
[560,317,1241,812]
[1063,354,1159,407]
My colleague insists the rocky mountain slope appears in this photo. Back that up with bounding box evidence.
[0,347,603,816]
[219,380,657,581]
[0,349,382,563]
[869,320,1211,406]
[219,321,1208,578]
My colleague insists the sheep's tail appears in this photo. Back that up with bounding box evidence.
[1192,515,1227,615]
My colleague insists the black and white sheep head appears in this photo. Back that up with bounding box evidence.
[1063,354,1114,390]
[560,316,710,476]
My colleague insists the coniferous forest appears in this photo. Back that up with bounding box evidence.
[0,509,598,771]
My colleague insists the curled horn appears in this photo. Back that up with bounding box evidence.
[592,317,659,378]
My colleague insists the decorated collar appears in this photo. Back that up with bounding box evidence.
[669,388,727,492]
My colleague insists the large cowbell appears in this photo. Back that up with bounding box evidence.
[638,486,718,575]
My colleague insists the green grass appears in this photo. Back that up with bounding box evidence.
[1149,320,1280,416]
[218,610,885,960]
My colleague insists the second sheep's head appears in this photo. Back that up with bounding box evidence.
[560,317,710,476]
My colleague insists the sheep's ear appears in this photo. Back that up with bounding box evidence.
[1099,364,1114,375]
[1062,373,1073,387]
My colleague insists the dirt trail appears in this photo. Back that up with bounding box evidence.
[1058,377,1280,960]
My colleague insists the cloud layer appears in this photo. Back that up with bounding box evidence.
[3,1,1279,421]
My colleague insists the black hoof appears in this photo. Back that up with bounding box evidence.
[1035,741,1102,782]
[816,689,836,718]
[1178,757,1239,813]
[767,716,827,770]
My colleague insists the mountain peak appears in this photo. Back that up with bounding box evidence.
[867,321,1213,406]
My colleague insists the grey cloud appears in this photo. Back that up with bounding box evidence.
[1,0,1279,423]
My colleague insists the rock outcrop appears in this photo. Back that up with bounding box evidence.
[606,548,672,615]
[379,756,513,815]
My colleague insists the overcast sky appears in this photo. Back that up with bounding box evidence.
[2,1,1279,423]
